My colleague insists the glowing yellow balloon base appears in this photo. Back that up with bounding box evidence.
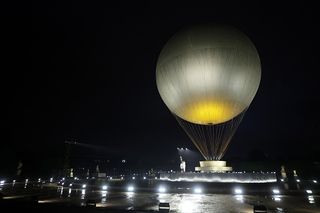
[195,161,232,173]
[180,100,240,125]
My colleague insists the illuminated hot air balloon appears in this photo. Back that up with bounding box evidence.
[156,25,261,170]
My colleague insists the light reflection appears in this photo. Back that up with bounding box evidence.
[126,192,134,199]
[177,195,202,213]
[273,195,281,202]
[235,195,244,203]
[101,197,107,203]
[308,196,315,204]
[68,188,72,197]
[81,189,86,199]
[60,187,64,196]
[101,190,107,198]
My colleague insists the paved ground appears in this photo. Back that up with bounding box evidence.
[1,183,320,212]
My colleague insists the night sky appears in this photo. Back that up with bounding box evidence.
[2,2,320,175]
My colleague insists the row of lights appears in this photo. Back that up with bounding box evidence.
[95,184,203,194]
[177,147,189,150]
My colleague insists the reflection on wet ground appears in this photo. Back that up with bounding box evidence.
[1,184,320,212]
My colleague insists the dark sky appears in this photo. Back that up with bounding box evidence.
[2,2,320,174]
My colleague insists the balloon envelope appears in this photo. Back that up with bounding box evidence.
[156,25,261,125]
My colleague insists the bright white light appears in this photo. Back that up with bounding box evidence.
[0,180,4,185]
[62,177,65,181]
[102,191,107,197]
[313,180,317,183]
[69,183,72,187]
[306,190,313,194]
[62,182,64,185]
[155,177,158,179]
[143,176,146,180]
[13,180,16,183]
[296,179,300,182]
[194,187,202,194]
[25,179,28,183]
[68,188,72,195]
[102,185,108,190]
[38,178,41,182]
[110,177,113,180]
[81,189,86,195]
[50,177,53,182]
[127,185,134,192]
[234,188,242,194]
[158,186,166,193]
[272,189,280,194]
[82,184,86,188]
[132,177,135,180]
[280,178,284,182]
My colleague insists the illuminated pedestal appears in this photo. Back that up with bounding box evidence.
[195,161,232,173]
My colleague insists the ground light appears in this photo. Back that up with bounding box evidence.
[102,185,108,190]
[158,186,166,193]
[272,189,280,194]
[234,188,242,194]
[127,185,134,192]
[193,187,202,194]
